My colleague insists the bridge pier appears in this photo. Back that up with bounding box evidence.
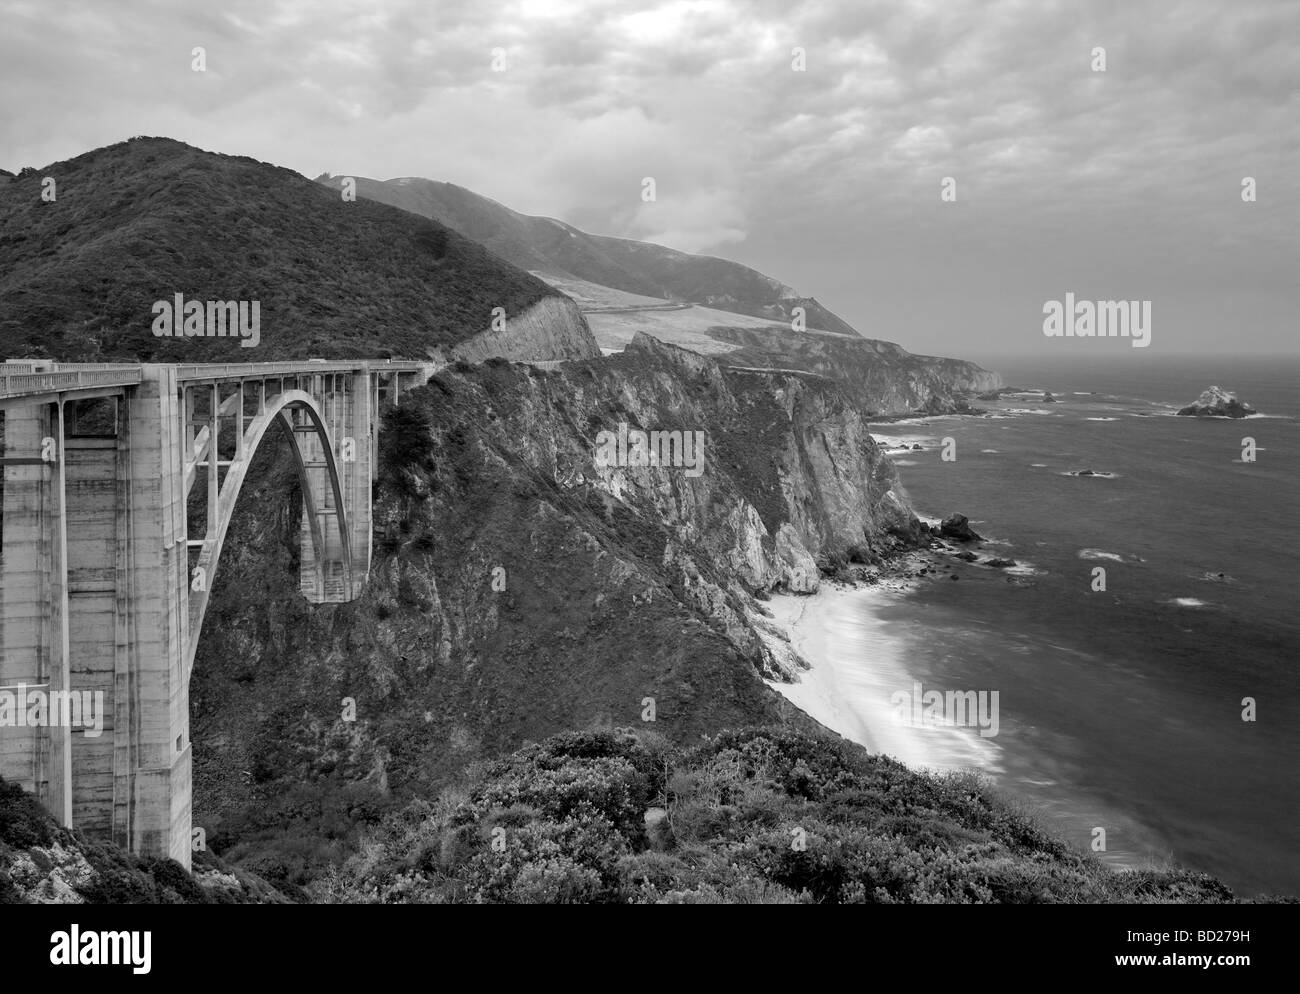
[0,401,72,826]
[118,367,192,865]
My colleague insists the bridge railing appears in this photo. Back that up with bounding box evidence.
[1,360,435,399]
[0,368,144,399]
[53,363,145,372]
[173,360,432,382]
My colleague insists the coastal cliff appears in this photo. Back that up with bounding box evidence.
[187,332,929,880]
[705,325,1001,415]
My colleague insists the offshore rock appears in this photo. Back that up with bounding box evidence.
[1176,386,1256,418]
[939,513,982,542]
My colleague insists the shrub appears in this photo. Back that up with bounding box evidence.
[308,726,1248,905]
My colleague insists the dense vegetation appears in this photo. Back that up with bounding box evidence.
[0,778,288,904]
[311,727,1243,904]
[0,138,558,362]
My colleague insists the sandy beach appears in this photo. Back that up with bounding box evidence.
[764,580,1003,775]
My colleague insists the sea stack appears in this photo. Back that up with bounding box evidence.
[1177,386,1256,418]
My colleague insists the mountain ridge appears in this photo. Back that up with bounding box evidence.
[0,138,597,363]
[312,171,1001,412]
[313,172,860,337]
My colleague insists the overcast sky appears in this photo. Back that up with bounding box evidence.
[2,0,1296,358]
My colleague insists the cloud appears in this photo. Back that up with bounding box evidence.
[0,0,1295,353]
[628,186,747,253]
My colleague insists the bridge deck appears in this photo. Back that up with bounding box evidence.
[0,360,435,402]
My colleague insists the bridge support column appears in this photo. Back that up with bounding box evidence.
[348,370,374,594]
[118,367,192,868]
[63,431,122,838]
[0,402,72,826]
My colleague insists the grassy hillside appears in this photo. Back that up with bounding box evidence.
[314,727,1247,904]
[314,174,860,336]
[0,138,560,362]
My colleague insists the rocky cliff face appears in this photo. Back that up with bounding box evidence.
[706,325,1002,415]
[189,334,926,878]
[442,295,600,364]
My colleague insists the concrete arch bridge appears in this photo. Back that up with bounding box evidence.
[0,359,434,868]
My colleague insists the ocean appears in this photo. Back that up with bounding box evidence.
[862,354,1300,898]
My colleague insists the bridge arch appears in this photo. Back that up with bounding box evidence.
[183,388,352,680]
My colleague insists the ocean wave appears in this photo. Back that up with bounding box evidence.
[871,433,935,449]
[763,587,1005,775]
[1078,549,1124,562]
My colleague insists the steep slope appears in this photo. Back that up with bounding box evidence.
[320,728,1244,904]
[189,334,928,884]
[314,174,857,335]
[0,139,598,362]
[8,727,1252,905]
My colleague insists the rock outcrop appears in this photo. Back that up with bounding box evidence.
[444,296,600,364]
[0,778,289,904]
[1177,386,1256,418]
[939,513,982,542]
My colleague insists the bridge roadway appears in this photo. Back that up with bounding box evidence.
[0,358,436,868]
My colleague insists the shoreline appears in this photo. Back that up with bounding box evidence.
[762,559,1004,775]
[760,560,1163,876]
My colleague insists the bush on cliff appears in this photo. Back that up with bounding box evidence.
[0,778,292,904]
[311,727,1241,905]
